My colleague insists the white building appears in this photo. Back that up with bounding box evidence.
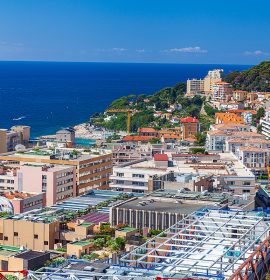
[203,69,224,93]
[260,108,270,139]
[226,138,270,154]
[109,160,174,193]
[237,146,268,170]
[206,130,264,151]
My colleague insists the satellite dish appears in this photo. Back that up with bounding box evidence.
[15,144,26,151]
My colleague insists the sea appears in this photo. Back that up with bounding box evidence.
[0,61,251,137]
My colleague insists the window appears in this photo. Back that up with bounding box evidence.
[132,174,144,178]
[34,234,38,239]
[44,241,48,245]
[4,236,8,241]
[116,172,124,177]
[14,232,18,237]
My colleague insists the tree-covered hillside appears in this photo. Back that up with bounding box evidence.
[225,61,270,91]
[91,82,205,133]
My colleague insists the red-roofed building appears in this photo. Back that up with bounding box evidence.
[122,135,155,143]
[154,154,169,167]
[180,117,199,139]
[137,127,159,137]
[154,154,168,161]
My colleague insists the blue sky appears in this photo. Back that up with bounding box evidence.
[0,0,269,64]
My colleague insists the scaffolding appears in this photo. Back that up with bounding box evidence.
[120,209,270,279]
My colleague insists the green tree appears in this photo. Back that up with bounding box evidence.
[106,237,125,252]
[94,238,105,249]
[194,133,207,146]
[150,137,160,144]
[82,252,99,260]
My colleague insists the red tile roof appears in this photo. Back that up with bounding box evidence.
[122,135,154,142]
[227,109,257,114]
[154,154,169,161]
[180,117,199,123]
[137,127,157,133]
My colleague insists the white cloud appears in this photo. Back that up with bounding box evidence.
[136,49,146,53]
[244,50,270,56]
[165,46,207,54]
[112,47,127,52]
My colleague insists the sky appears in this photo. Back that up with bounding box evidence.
[0,0,269,64]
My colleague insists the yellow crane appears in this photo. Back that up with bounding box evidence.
[106,108,136,135]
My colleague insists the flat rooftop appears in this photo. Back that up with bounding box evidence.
[71,240,93,246]
[15,250,48,260]
[169,152,254,178]
[0,245,22,257]
[0,147,111,162]
[115,197,214,214]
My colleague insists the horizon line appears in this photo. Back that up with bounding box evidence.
[0,59,256,66]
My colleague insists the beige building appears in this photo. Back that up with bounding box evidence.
[0,245,50,272]
[203,69,223,93]
[0,218,59,251]
[186,79,204,95]
[0,147,113,195]
[0,126,31,154]
[115,227,138,240]
[67,239,94,258]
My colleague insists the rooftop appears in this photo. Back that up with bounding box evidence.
[154,154,169,161]
[122,136,155,142]
[180,117,199,123]
[71,240,93,246]
[0,245,22,257]
[114,196,213,214]
[15,250,48,260]
[121,209,270,279]
[239,146,269,152]
[0,147,111,162]
[117,227,137,233]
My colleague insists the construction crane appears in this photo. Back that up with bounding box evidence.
[106,108,137,135]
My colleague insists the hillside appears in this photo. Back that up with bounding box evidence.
[91,82,205,133]
[225,61,270,91]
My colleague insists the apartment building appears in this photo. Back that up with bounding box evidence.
[237,146,268,173]
[233,90,248,102]
[0,166,17,191]
[212,82,233,102]
[18,164,76,206]
[180,117,199,139]
[226,138,270,154]
[186,79,204,95]
[206,130,264,151]
[260,108,270,139]
[203,69,223,93]
[0,163,76,207]
[110,160,174,193]
[112,144,152,165]
[0,147,113,195]
[0,126,31,153]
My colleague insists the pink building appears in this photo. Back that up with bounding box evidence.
[17,164,76,206]
[0,192,45,214]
